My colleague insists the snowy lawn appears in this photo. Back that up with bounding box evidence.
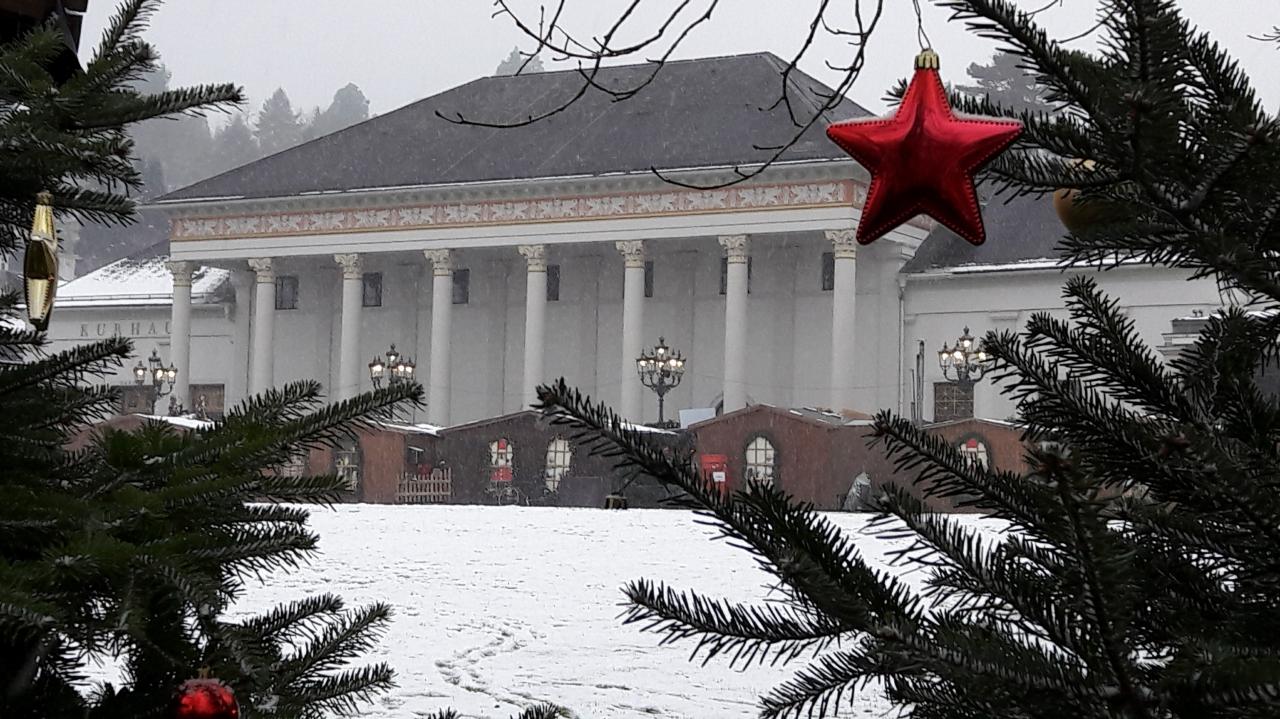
[231,505,978,719]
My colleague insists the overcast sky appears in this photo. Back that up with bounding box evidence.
[79,0,1280,122]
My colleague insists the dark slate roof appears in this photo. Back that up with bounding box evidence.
[901,190,1067,273]
[159,53,871,203]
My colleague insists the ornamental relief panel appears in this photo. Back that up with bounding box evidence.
[171,179,882,241]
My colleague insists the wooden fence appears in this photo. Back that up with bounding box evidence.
[396,467,453,504]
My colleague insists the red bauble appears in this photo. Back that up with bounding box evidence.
[172,677,240,719]
[826,51,1023,246]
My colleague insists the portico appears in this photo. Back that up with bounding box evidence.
[151,53,940,426]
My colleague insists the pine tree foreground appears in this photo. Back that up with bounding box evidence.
[538,1,1280,717]
[0,2,422,717]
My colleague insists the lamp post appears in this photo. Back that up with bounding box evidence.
[937,326,991,383]
[368,343,417,422]
[636,336,686,426]
[132,348,180,415]
[368,343,416,390]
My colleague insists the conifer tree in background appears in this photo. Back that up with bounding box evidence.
[956,49,1052,114]
[0,2,420,716]
[539,0,1280,716]
[307,83,371,139]
[495,46,545,76]
[255,87,304,156]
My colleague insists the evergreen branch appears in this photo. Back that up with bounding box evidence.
[0,338,131,396]
[871,410,1052,533]
[92,0,161,63]
[278,662,396,717]
[536,380,919,631]
[240,594,346,645]
[757,641,905,719]
[277,602,393,686]
[621,578,850,667]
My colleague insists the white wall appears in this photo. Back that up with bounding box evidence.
[44,304,233,397]
[902,265,1225,422]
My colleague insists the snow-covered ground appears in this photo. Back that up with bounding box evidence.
[232,505,964,719]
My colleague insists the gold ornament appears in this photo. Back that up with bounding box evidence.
[1052,159,1123,233]
[24,191,58,331]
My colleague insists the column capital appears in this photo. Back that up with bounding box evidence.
[826,229,858,260]
[615,240,647,268]
[519,244,547,272]
[247,257,275,283]
[165,260,195,287]
[334,253,363,280]
[718,234,749,263]
[424,249,453,276]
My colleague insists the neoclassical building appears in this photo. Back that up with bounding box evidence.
[48,52,1226,427]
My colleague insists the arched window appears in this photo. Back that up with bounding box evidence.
[744,435,777,485]
[489,438,514,483]
[958,436,990,469]
[545,438,572,492]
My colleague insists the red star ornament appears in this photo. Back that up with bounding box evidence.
[826,51,1023,246]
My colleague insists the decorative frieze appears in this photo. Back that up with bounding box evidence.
[171,180,866,242]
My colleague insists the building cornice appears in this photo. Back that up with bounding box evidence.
[157,161,943,252]
[153,159,866,216]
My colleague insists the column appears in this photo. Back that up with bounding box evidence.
[229,269,253,405]
[616,240,646,420]
[334,253,364,401]
[425,249,453,426]
[166,260,194,412]
[828,229,858,411]
[720,235,749,413]
[248,258,275,394]
[519,244,547,409]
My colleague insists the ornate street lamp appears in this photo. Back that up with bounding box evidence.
[132,348,179,414]
[368,343,416,389]
[636,336,686,426]
[938,326,991,383]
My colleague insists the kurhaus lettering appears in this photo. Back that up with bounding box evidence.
[79,320,171,338]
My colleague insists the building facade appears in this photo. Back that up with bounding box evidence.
[49,52,1228,431]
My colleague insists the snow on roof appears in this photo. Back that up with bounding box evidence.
[912,255,1153,277]
[57,254,228,308]
[376,420,443,436]
[619,422,676,435]
[136,414,216,430]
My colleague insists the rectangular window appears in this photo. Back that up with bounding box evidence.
[188,383,226,419]
[644,260,655,298]
[362,272,383,307]
[718,256,753,295]
[933,381,975,422]
[275,275,298,310]
[116,385,153,415]
[452,268,470,305]
[821,251,835,291]
[546,264,560,302]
